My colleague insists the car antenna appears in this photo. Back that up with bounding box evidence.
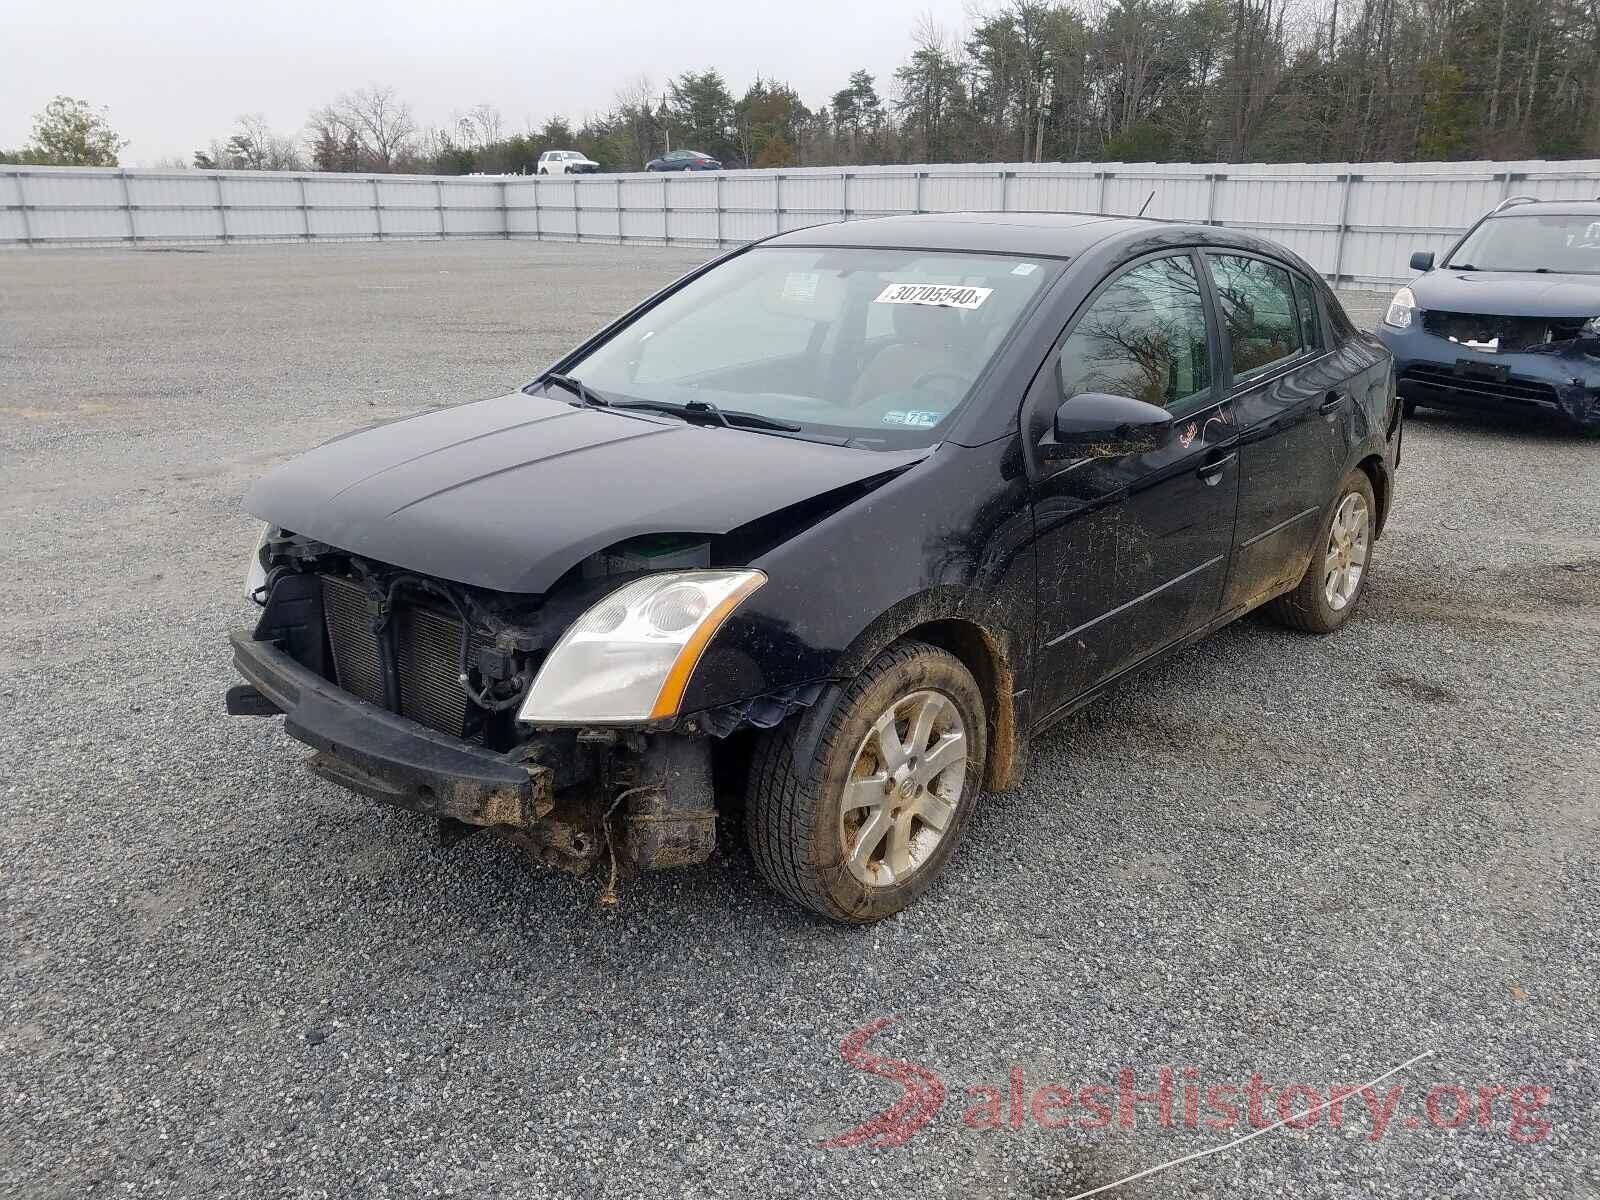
[1137,190,1156,218]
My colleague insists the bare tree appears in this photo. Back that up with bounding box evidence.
[457,103,503,149]
[308,85,417,171]
[225,113,303,170]
[615,73,658,165]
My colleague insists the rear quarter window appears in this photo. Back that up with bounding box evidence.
[1291,272,1324,351]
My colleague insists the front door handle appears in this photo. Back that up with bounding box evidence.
[1319,391,1346,415]
[1196,450,1237,485]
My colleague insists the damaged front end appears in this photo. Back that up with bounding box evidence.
[1396,310,1600,428]
[229,531,728,876]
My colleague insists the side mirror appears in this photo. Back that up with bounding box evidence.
[1043,391,1173,460]
[1409,250,1435,272]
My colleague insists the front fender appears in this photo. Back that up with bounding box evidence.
[677,437,1036,761]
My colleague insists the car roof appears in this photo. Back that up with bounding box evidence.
[765,211,1165,258]
[1489,199,1600,217]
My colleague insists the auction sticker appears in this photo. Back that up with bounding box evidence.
[874,283,992,309]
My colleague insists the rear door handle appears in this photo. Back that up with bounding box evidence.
[1196,450,1237,485]
[1319,391,1346,414]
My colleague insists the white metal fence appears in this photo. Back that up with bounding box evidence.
[4,159,1597,288]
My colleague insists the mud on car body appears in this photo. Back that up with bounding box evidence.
[1376,197,1600,431]
[231,212,1399,923]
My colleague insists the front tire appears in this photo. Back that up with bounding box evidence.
[1265,468,1377,633]
[745,641,986,924]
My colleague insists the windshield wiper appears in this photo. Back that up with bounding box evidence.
[541,372,610,409]
[611,398,802,433]
[1448,263,1480,271]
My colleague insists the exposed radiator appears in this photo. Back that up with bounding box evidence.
[320,573,485,737]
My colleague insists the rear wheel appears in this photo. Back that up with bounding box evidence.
[745,641,985,924]
[1265,469,1377,634]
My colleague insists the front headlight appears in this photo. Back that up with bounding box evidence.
[1581,316,1600,337]
[1383,286,1417,330]
[519,569,766,725]
[245,523,270,603]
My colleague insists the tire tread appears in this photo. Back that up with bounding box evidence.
[745,642,971,922]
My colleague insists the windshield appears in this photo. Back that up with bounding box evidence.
[1446,213,1600,274]
[560,246,1057,448]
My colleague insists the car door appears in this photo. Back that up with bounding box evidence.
[1205,253,1352,614]
[1029,250,1240,718]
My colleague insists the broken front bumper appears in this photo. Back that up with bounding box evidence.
[1379,324,1600,428]
[229,631,551,827]
[228,632,718,872]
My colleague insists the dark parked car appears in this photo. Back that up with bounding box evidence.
[1376,196,1600,430]
[230,212,1400,923]
[645,149,721,172]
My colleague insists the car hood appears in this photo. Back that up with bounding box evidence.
[245,392,928,594]
[1412,270,1600,318]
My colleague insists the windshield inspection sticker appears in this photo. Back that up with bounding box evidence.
[883,410,945,427]
[874,283,992,310]
[1011,262,1039,275]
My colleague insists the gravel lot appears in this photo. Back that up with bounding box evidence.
[2,242,1596,1199]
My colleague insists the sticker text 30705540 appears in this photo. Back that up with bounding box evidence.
[874,284,993,310]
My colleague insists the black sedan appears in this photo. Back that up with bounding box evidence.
[230,212,1400,923]
[1376,197,1600,430]
[645,149,721,172]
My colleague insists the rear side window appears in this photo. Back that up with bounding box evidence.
[1056,254,1214,414]
[1291,273,1323,351]
[1208,254,1302,377]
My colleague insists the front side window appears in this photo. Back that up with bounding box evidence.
[1446,213,1600,274]
[560,246,1057,448]
[1056,255,1213,412]
[1209,254,1303,378]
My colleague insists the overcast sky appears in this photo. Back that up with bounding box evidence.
[5,0,974,165]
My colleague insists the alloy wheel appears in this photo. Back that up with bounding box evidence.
[838,690,969,887]
[1324,491,1371,611]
